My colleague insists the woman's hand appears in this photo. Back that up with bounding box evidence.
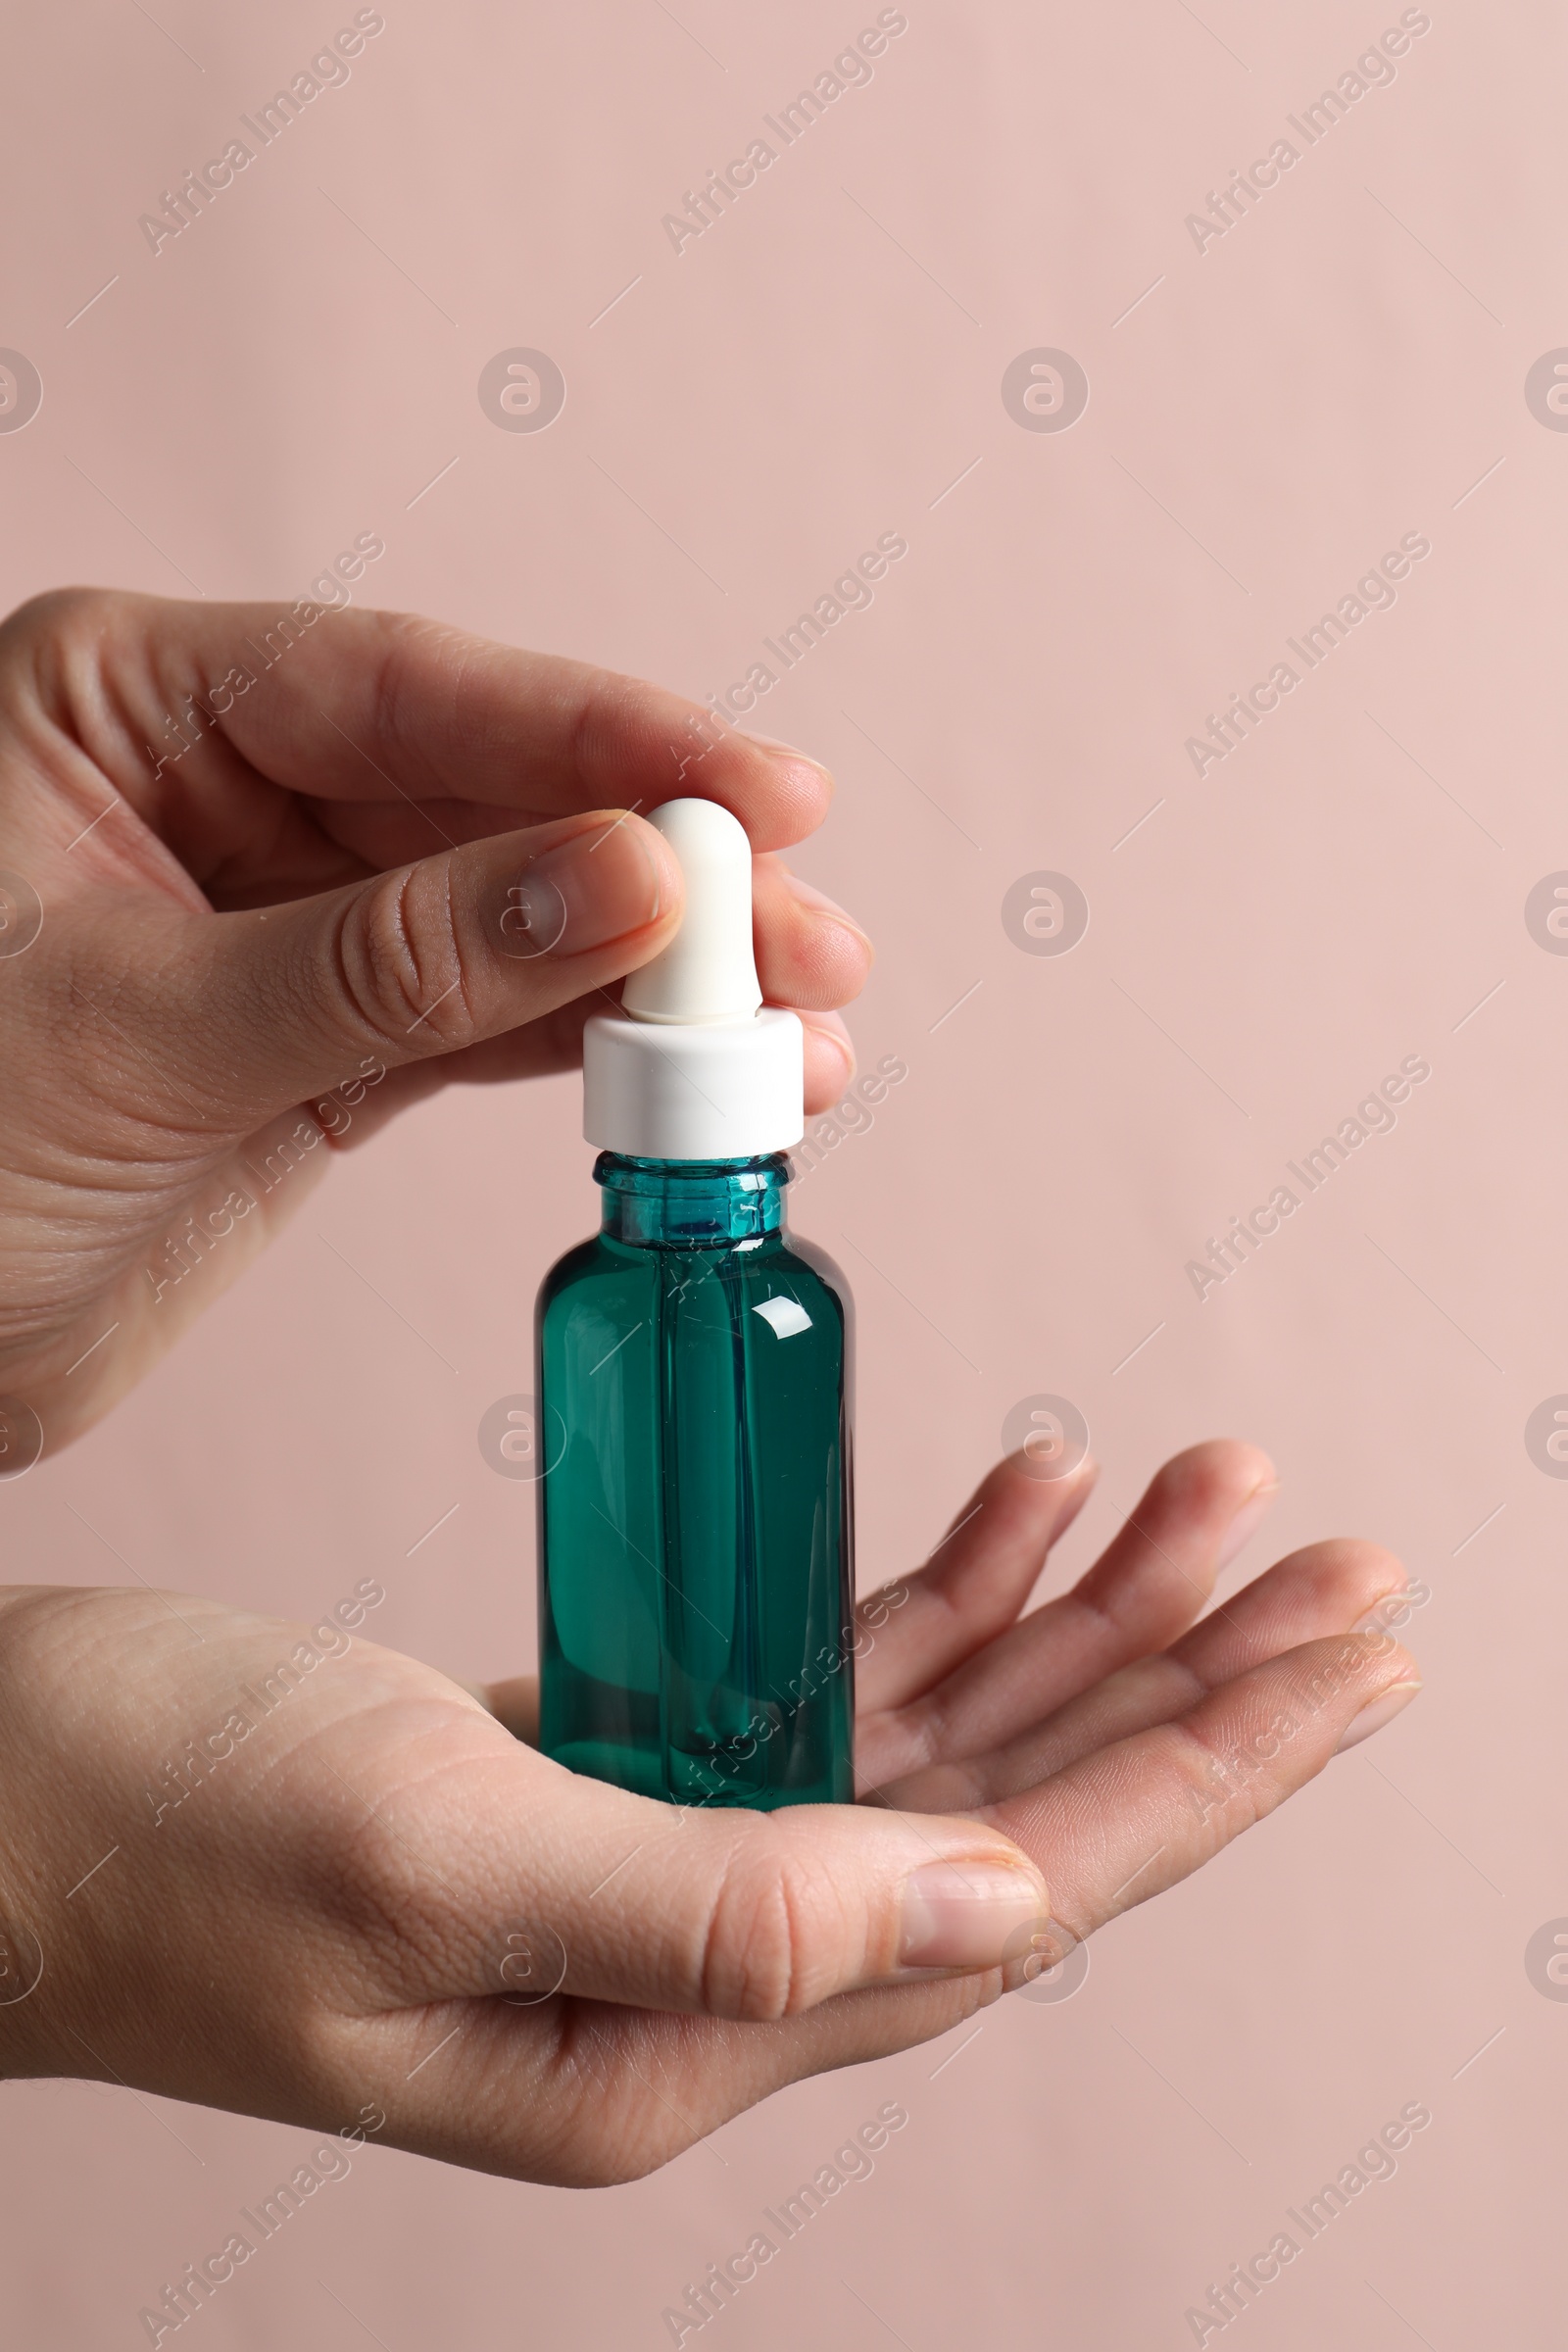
[0,587,868,1448]
[0,1440,1419,2185]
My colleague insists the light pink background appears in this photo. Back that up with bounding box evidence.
[0,0,1561,2342]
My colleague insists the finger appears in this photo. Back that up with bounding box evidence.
[57,808,688,1140]
[284,831,873,1031]
[291,831,873,1037]
[796,1007,857,1108]
[174,799,873,1024]
[330,1721,1049,2022]
[291,991,861,1153]
[752,855,873,1011]
[879,1539,1410,1810]
[858,1442,1274,1773]
[983,1628,1421,1944]
[852,1452,1102,1716]
[447,995,854,1115]
[478,1674,537,1742]
[10,592,834,871]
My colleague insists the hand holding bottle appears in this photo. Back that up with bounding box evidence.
[0,588,867,1450]
[0,1442,1417,2182]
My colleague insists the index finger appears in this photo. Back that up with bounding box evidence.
[2,588,833,850]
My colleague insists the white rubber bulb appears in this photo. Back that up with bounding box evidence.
[621,798,762,1026]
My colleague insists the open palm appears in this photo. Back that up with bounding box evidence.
[0,1440,1417,2185]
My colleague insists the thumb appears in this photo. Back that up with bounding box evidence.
[385,1746,1052,2021]
[79,810,682,1137]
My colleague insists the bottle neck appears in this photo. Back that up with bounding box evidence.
[595,1152,790,1247]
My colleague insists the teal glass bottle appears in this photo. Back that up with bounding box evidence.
[536,1151,855,1809]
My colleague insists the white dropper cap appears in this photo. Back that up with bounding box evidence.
[582,799,805,1160]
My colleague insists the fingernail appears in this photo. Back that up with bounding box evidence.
[900,1861,1048,1971]
[1215,1480,1279,1572]
[494,817,664,962]
[1334,1679,1421,1754]
[742,732,834,785]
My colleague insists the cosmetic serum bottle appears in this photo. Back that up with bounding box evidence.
[536,798,855,1810]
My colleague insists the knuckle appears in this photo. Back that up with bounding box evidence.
[574,669,672,783]
[699,1837,851,2021]
[890,1690,950,1775]
[308,1806,456,1993]
[2,585,118,648]
[1165,1713,1268,1835]
[0,588,122,713]
[1068,1581,1123,1642]
[1160,1654,1209,1714]
[334,862,475,1054]
[372,612,470,759]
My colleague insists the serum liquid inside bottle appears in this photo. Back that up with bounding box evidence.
[536,800,856,1809]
